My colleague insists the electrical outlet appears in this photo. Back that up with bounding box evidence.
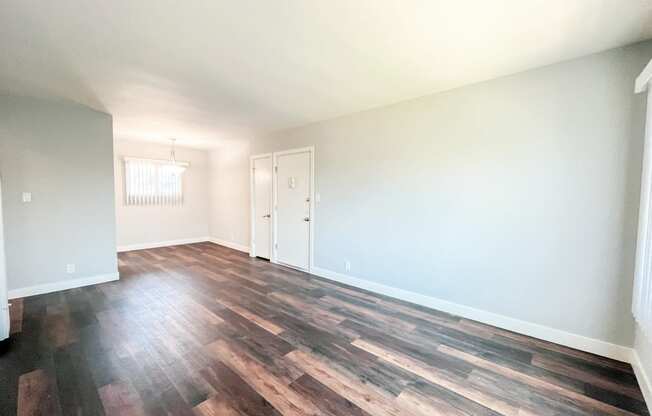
[22,192,32,203]
[66,264,76,274]
[344,260,351,272]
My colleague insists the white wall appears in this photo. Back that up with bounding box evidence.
[212,41,652,349]
[114,140,210,249]
[208,144,250,250]
[0,95,118,292]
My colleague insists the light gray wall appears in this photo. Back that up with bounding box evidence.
[250,41,652,346]
[0,95,118,291]
[114,139,210,248]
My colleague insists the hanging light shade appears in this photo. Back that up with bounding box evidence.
[167,138,186,174]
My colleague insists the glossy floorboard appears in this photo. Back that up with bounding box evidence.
[0,242,648,415]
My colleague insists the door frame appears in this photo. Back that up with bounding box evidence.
[249,153,273,259]
[0,177,8,340]
[272,146,315,272]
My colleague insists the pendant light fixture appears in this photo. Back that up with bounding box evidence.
[167,138,186,174]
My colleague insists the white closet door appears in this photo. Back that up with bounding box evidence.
[275,151,311,270]
[253,156,273,259]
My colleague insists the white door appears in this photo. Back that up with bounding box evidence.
[0,179,9,340]
[275,151,311,270]
[253,156,273,259]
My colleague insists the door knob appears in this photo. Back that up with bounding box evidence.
[303,217,310,222]
[262,214,271,218]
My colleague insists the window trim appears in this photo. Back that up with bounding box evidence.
[122,156,190,206]
[122,156,190,168]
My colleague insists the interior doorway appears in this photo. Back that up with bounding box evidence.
[250,147,314,272]
[274,148,313,271]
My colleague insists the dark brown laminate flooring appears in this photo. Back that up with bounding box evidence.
[0,242,648,415]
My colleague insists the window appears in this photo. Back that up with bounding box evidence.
[124,158,185,205]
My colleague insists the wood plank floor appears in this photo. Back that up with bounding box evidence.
[0,242,648,415]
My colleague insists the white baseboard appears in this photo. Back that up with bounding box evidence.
[8,272,120,299]
[208,237,250,254]
[117,237,210,252]
[631,350,652,408]
[310,267,633,363]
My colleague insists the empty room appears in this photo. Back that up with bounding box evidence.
[2,1,652,415]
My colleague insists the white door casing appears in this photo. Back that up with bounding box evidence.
[0,178,9,341]
[273,148,314,271]
[632,59,652,334]
[252,155,273,259]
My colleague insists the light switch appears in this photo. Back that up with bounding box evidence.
[22,192,32,203]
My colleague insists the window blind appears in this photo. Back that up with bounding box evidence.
[124,158,185,206]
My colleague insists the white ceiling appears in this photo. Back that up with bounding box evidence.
[1,1,652,148]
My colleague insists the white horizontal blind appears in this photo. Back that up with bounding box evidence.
[633,87,652,336]
[124,159,184,206]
